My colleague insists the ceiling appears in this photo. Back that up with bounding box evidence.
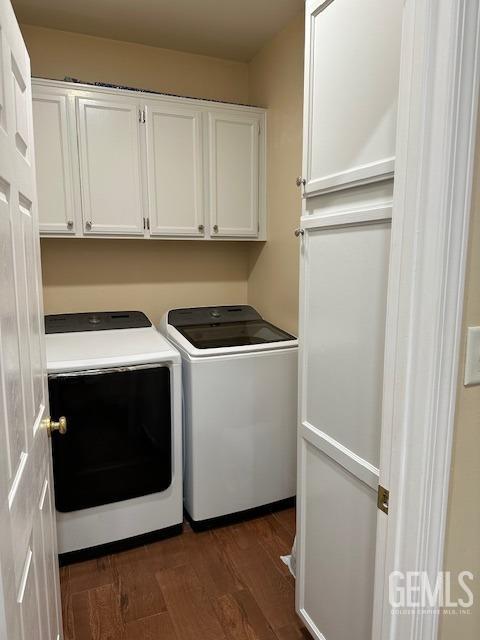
[12,0,304,62]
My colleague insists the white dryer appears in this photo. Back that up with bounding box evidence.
[45,311,182,561]
[161,305,298,527]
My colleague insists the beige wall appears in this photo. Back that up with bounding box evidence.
[21,24,249,103]
[40,239,248,325]
[247,14,304,335]
[20,24,252,322]
[440,127,480,639]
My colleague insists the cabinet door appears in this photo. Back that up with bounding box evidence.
[297,210,391,640]
[76,96,144,235]
[145,102,204,237]
[303,0,403,196]
[32,90,76,234]
[207,111,260,238]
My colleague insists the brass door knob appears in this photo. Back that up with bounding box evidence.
[42,416,67,437]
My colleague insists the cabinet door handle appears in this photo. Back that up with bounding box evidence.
[213,224,219,234]
[85,220,92,231]
[294,228,304,237]
[296,176,306,197]
[67,220,74,230]
[198,224,204,233]
[296,176,306,188]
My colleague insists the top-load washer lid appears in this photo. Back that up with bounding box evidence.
[168,305,296,349]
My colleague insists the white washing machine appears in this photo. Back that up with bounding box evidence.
[45,311,182,560]
[161,305,298,527]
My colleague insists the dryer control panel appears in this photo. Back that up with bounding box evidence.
[45,311,151,334]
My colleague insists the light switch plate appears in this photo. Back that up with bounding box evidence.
[464,326,480,386]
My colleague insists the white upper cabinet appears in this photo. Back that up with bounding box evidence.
[303,0,403,196]
[145,102,204,237]
[32,88,76,234]
[207,111,262,238]
[76,96,144,235]
[31,79,266,240]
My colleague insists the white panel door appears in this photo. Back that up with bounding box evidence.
[296,209,391,640]
[0,2,62,640]
[32,88,76,234]
[207,111,260,238]
[145,102,204,237]
[303,0,403,196]
[77,96,144,235]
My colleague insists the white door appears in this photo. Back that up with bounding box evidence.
[0,2,63,640]
[296,209,392,640]
[76,96,144,235]
[32,88,77,235]
[302,0,403,196]
[145,101,204,237]
[207,111,260,238]
[296,0,403,638]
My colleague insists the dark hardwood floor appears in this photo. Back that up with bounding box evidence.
[60,507,310,640]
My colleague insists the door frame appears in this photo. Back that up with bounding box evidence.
[373,1,480,639]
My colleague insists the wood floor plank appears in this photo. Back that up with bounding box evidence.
[69,556,114,594]
[61,510,303,640]
[183,528,245,597]
[59,566,75,640]
[245,515,294,578]
[271,509,296,538]
[215,522,253,551]
[275,624,312,639]
[125,611,179,640]
[213,522,300,632]
[212,590,278,640]
[71,590,93,640]
[72,585,126,640]
[72,585,125,640]
[112,546,167,623]
[89,584,125,640]
[145,534,187,571]
[266,513,295,548]
[156,564,228,640]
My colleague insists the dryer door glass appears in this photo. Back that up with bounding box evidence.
[48,365,171,512]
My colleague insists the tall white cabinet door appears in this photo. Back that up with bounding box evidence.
[296,211,391,640]
[32,89,76,234]
[207,111,260,238]
[76,96,144,235]
[0,2,62,640]
[145,102,204,236]
[302,0,403,196]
